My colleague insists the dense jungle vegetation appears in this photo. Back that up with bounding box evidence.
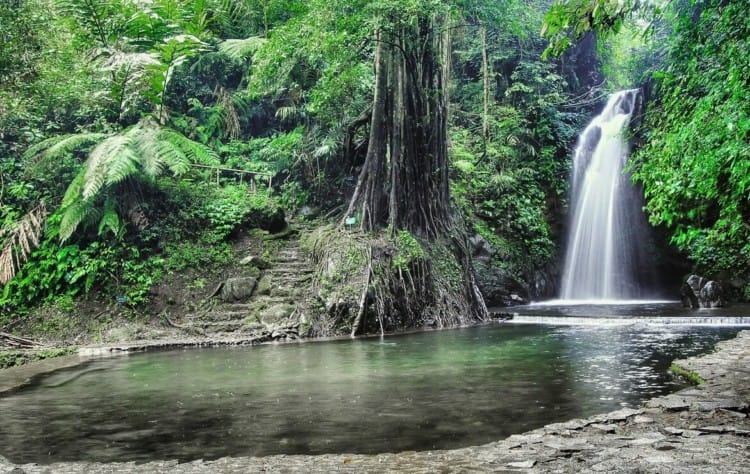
[1,0,748,338]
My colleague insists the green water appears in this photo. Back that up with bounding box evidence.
[0,324,738,463]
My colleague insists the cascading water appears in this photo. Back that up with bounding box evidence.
[561,89,652,301]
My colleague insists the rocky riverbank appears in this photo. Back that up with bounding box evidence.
[2,330,749,473]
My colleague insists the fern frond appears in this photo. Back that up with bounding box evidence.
[218,36,267,61]
[23,135,72,161]
[157,128,219,167]
[83,134,138,199]
[0,203,47,284]
[275,106,303,121]
[59,199,95,243]
[133,124,191,176]
[61,170,86,208]
[489,172,518,191]
[453,160,475,174]
[97,197,122,237]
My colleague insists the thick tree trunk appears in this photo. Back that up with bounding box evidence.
[341,15,488,328]
[341,33,388,230]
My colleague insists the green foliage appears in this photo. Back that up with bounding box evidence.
[33,120,219,241]
[392,230,426,271]
[0,238,110,311]
[630,0,750,283]
[541,0,638,59]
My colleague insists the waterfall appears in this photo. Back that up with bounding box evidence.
[561,89,650,301]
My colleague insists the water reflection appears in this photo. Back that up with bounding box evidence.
[0,324,738,463]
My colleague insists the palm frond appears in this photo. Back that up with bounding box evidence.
[0,203,47,284]
[218,36,267,61]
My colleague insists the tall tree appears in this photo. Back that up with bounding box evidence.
[340,1,488,327]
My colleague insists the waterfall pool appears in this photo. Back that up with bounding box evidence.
[0,319,742,464]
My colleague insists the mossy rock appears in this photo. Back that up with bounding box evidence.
[256,275,272,296]
[259,303,296,324]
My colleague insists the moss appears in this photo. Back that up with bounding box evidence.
[670,363,705,385]
[0,347,77,369]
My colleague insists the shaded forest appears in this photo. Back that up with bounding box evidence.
[1,0,748,342]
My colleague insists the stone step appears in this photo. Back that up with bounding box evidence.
[190,321,245,332]
[254,295,297,305]
[266,268,314,276]
[221,303,256,310]
[187,310,249,321]
[273,257,306,265]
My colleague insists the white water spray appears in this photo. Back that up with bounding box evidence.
[561,89,646,300]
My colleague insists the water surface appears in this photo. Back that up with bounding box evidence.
[0,323,739,463]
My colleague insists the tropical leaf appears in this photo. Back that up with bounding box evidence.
[218,36,267,61]
[23,133,107,170]
[157,128,220,166]
[97,197,122,237]
[83,134,138,199]
[59,199,96,243]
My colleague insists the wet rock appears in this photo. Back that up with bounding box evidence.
[646,395,690,411]
[469,234,493,264]
[699,280,725,308]
[506,460,536,468]
[590,423,617,434]
[634,415,655,424]
[474,261,529,307]
[680,274,725,308]
[220,277,257,302]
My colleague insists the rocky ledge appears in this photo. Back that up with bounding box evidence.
[2,331,749,473]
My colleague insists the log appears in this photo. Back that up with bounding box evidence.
[0,331,42,348]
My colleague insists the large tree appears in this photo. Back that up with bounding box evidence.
[339,1,488,329]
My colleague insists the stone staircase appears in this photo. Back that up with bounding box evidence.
[179,227,317,342]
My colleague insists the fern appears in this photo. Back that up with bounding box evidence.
[218,36,267,61]
[61,171,86,209]
[83,134,138,199]
[23,133,106,172]
[0,203,47,284]
[97,197,122,237]
[27,119,221,241]
[58,199,95,243]
[157,128,219,166]
[134,124,191,176]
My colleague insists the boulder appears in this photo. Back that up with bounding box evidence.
[220,277,257,302]
[680,274,725,308]
[699,280,724,308]
[474,261,529,307]
[469,234,493,264]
